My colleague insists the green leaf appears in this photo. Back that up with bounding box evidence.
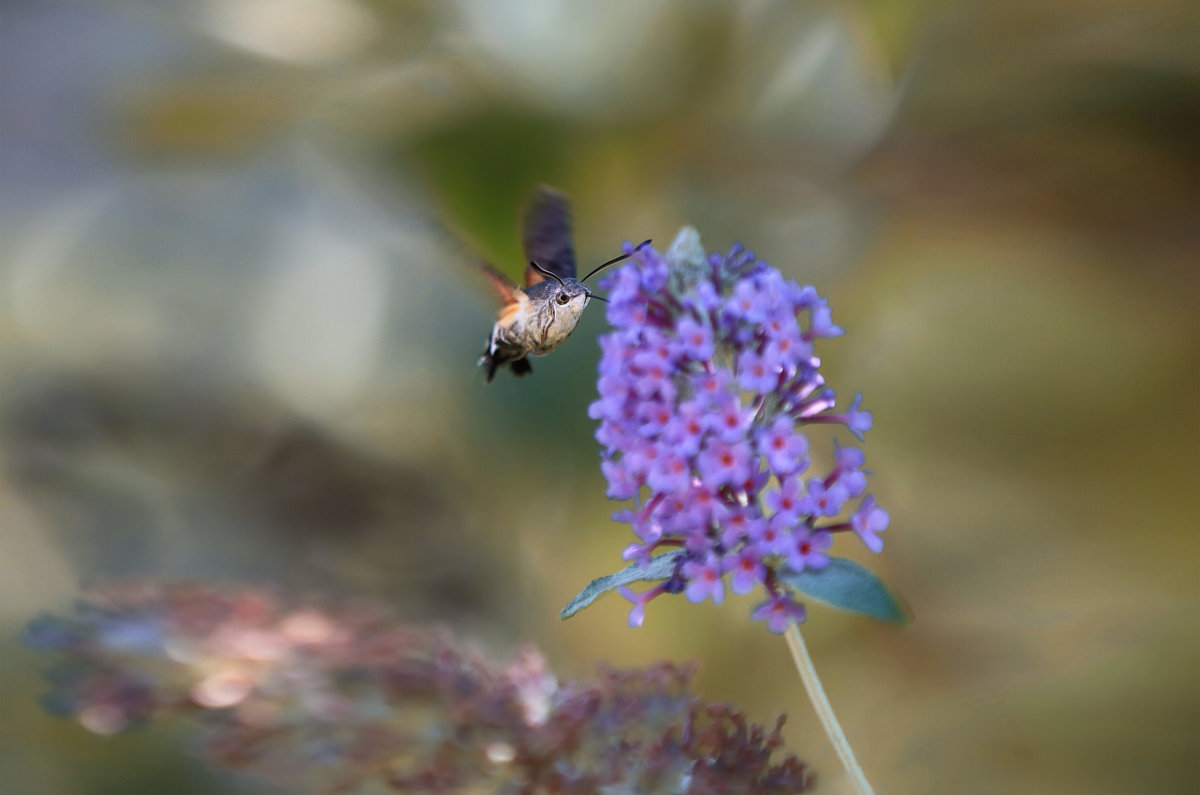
[559,550,684,621]
[778,557,909,625]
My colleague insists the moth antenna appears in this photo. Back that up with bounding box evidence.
[530,261,566,287]
[582,239,652,283]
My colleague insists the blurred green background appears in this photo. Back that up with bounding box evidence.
[1,0,1196,792]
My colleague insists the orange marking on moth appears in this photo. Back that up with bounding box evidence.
[525,266,548,287]
[498,302,523,324]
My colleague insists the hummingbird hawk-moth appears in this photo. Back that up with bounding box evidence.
[478,186,648,382]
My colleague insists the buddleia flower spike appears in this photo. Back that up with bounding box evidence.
[562,228,909,795]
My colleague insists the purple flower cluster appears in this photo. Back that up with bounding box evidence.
[590,231,889,634]
[27,583,813,794]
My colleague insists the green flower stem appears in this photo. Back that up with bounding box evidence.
[785,624,874,795]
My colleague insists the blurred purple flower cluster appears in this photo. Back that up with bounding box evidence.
[27,583,813,794]
[590,232,888,633]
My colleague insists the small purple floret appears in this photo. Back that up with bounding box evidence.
[618,585,660,628]
[752,595,808,635]
[696,438,753,488]
[851,495,889,554]
[682,557,727,605]
[801,478,849,518]
[785,527,833,572]
[755,416,809,478]
[728,548,766,595]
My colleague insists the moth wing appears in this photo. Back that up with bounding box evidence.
[481,263,528,324]
[522,185,576,287]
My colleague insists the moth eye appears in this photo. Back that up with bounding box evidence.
[556,293,570,305]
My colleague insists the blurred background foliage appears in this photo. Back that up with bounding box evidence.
[0,0,1196,792]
